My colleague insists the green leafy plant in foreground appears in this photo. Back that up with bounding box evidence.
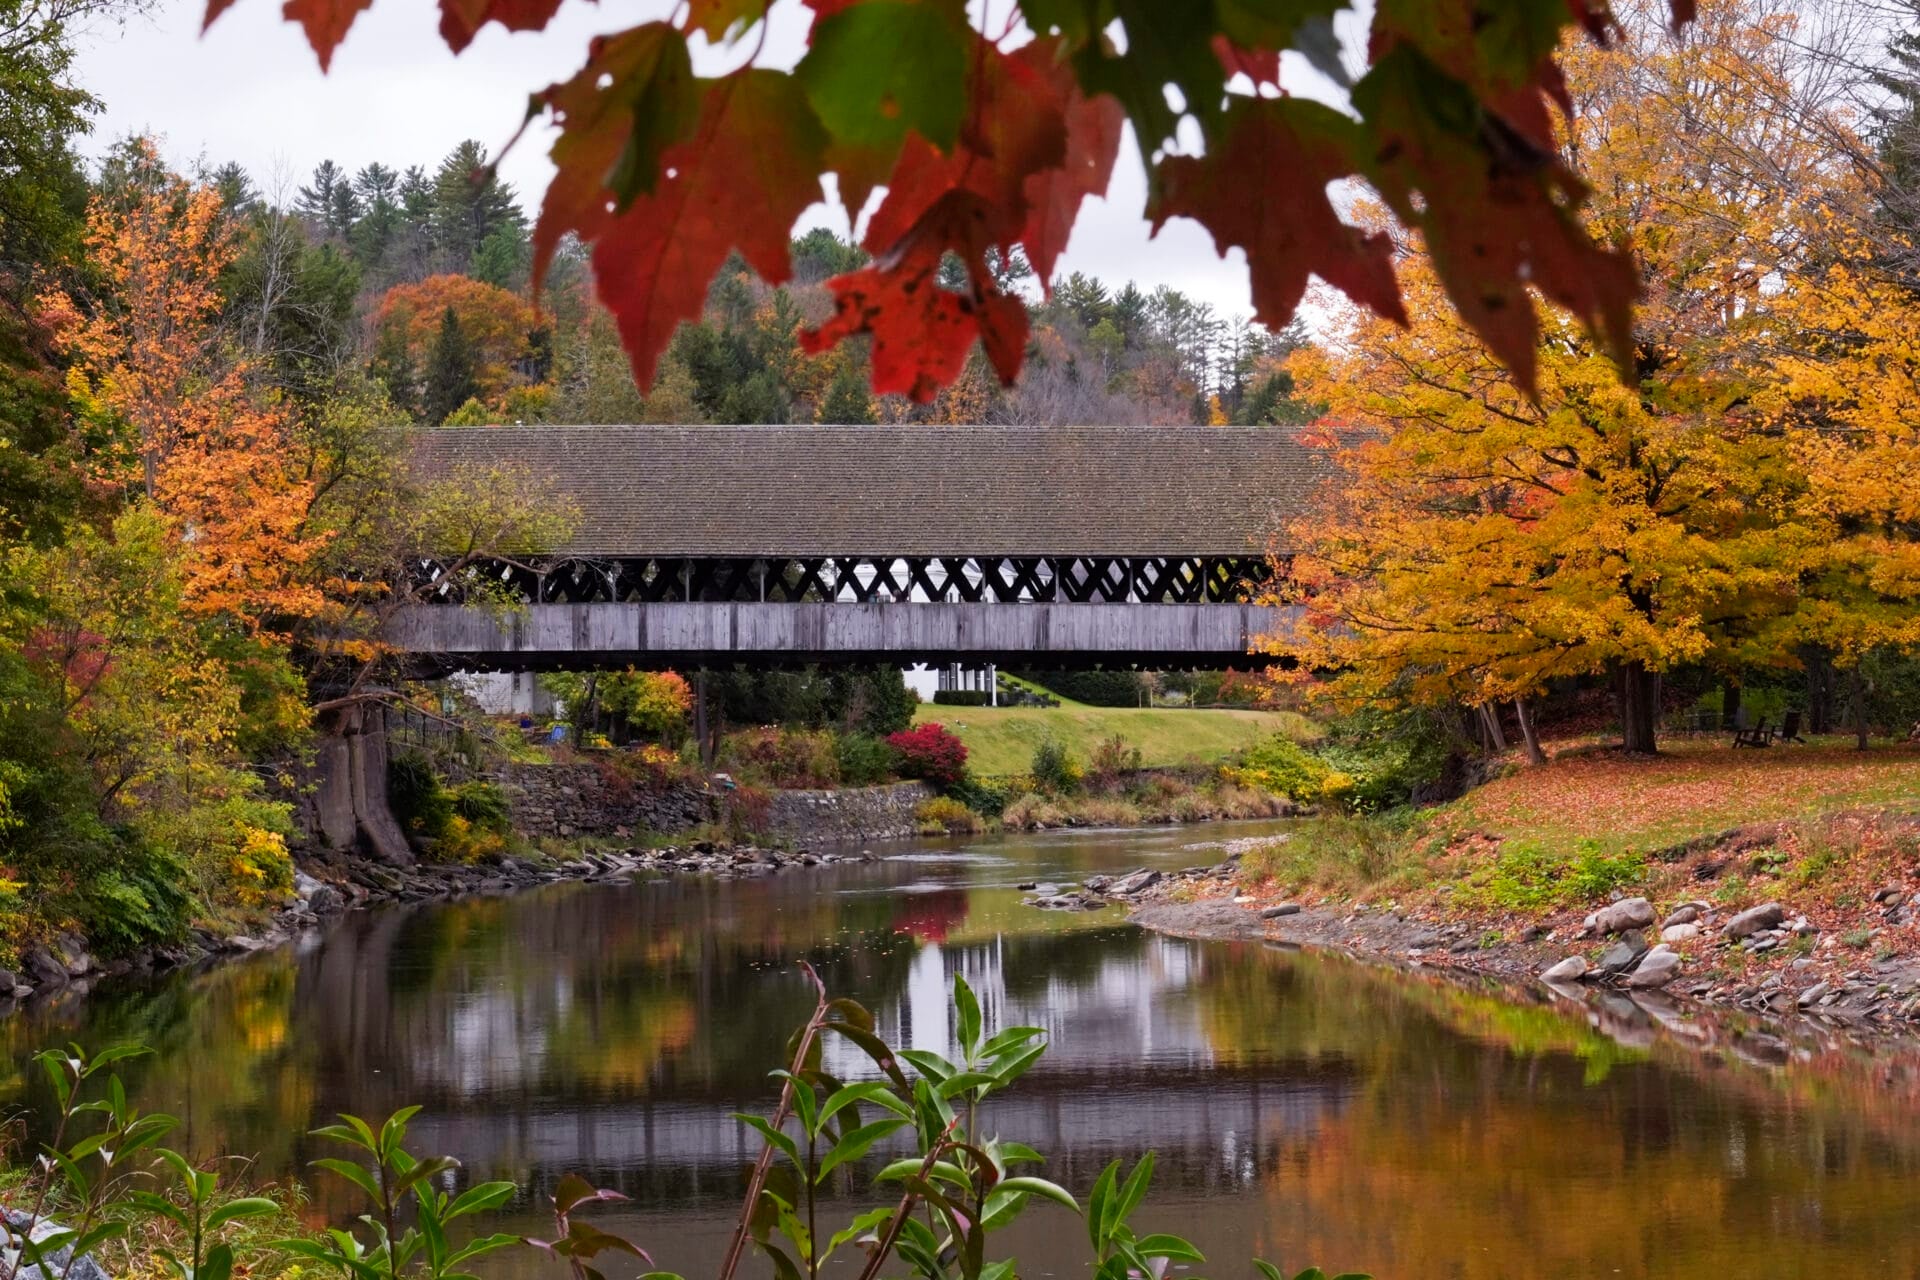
[4,976,1370,1280]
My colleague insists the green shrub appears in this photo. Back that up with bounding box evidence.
[1315,706,1453,809]
[932,689,992,706]
[1030,738,1082,794]
[718,726,841,788]
[835,732,901,785]
[1224,734,1340,803]
[943,772,1009,817]
[451,781,512,833]
[389,750,455,842]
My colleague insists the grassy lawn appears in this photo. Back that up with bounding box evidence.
[913,701,1317,776]
[1437,737,1920,855]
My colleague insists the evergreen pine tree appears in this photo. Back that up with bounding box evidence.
[370,322,421,419]
[820,359,876,423]
[422,306,479,425]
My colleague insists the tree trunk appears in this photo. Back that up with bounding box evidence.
[1618,661,1660,754]
[1477,703,1508,752]
[694,667,714,768]
[1851,663,1869,751]
[1514,698,1547,765]
[1806,648,1834,734]
[1721,678,1741,732]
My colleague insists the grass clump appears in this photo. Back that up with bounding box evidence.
[1460,838,1647,912]
[1241,811,1422,893]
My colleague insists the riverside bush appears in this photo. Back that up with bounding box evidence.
[718,726,841,788]
[886,722,969,788]
[915,795,984,834]
[1030,738,1082,793]
[15,980,1367,1280]
[834,732,902,785]
[1225,734,1342,803]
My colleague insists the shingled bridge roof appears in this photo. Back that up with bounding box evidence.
[411,424,1328,558]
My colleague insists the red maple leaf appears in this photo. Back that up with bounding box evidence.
[533,42,827,387]
[803,192,1028,401]
[1211,34,1281,88]
[1150,97,1407,332]
[437,0,565,53]
[862,34,1067,262]
[1016,37,1124,290]
[203,0,371,70]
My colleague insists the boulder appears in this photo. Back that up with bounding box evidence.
[53,934,91,976]
[1660,922,1701,944]
[1541,956,1589,983]
[1588,897,1655,936]
[2,1209,111,1280]
[1626,946,1683,988]
[1083,875,1113,894]
[1796,982,1831,1009]
[1260,903,1302,919]
[1109,869,1163,896]
[1662,904,1701,928]
[306,884,347,916]
[22,947,67,989]
[1725,902,1786,939]
[1598,930,1650,974]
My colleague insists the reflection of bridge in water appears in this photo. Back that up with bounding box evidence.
[392,426,1321,670]
[402,934,1360,1201]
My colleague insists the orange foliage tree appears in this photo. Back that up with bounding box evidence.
[36,140,327,633]
[371,273,542,401]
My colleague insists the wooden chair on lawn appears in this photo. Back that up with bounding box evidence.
[1733,718,1775,748]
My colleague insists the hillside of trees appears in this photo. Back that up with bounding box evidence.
[195,142,1318,429]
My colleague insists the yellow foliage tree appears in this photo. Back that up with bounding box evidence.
[1273,0,1848,754]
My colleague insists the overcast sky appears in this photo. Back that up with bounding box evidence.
[70,0,1363,317]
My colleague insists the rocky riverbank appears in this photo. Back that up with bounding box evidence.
[0,838,877,1010]
[1104,839,1920,1041]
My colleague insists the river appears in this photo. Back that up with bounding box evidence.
[5,820,1920,1278]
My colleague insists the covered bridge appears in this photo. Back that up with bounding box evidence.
[388,425,1325,670]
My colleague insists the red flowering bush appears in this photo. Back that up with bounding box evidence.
[886,723,969,789]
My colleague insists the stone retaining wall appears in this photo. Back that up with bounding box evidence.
[483,762,716,840]
[483,763,932,846]
[764,782,935,845]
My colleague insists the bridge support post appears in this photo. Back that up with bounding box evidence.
[301,703,413,865]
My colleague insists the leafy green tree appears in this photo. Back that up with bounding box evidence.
[422,305,479,425]
[0,0,102,279]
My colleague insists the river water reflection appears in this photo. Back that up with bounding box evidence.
[6,820,1920,1278]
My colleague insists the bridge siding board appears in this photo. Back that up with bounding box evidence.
[391,602,1296,670]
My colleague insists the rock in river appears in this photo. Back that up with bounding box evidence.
[1626,946,1682,989]
[1598,930,1649,974]
[1541,956,1589,983]
[1109,869,1162,896]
